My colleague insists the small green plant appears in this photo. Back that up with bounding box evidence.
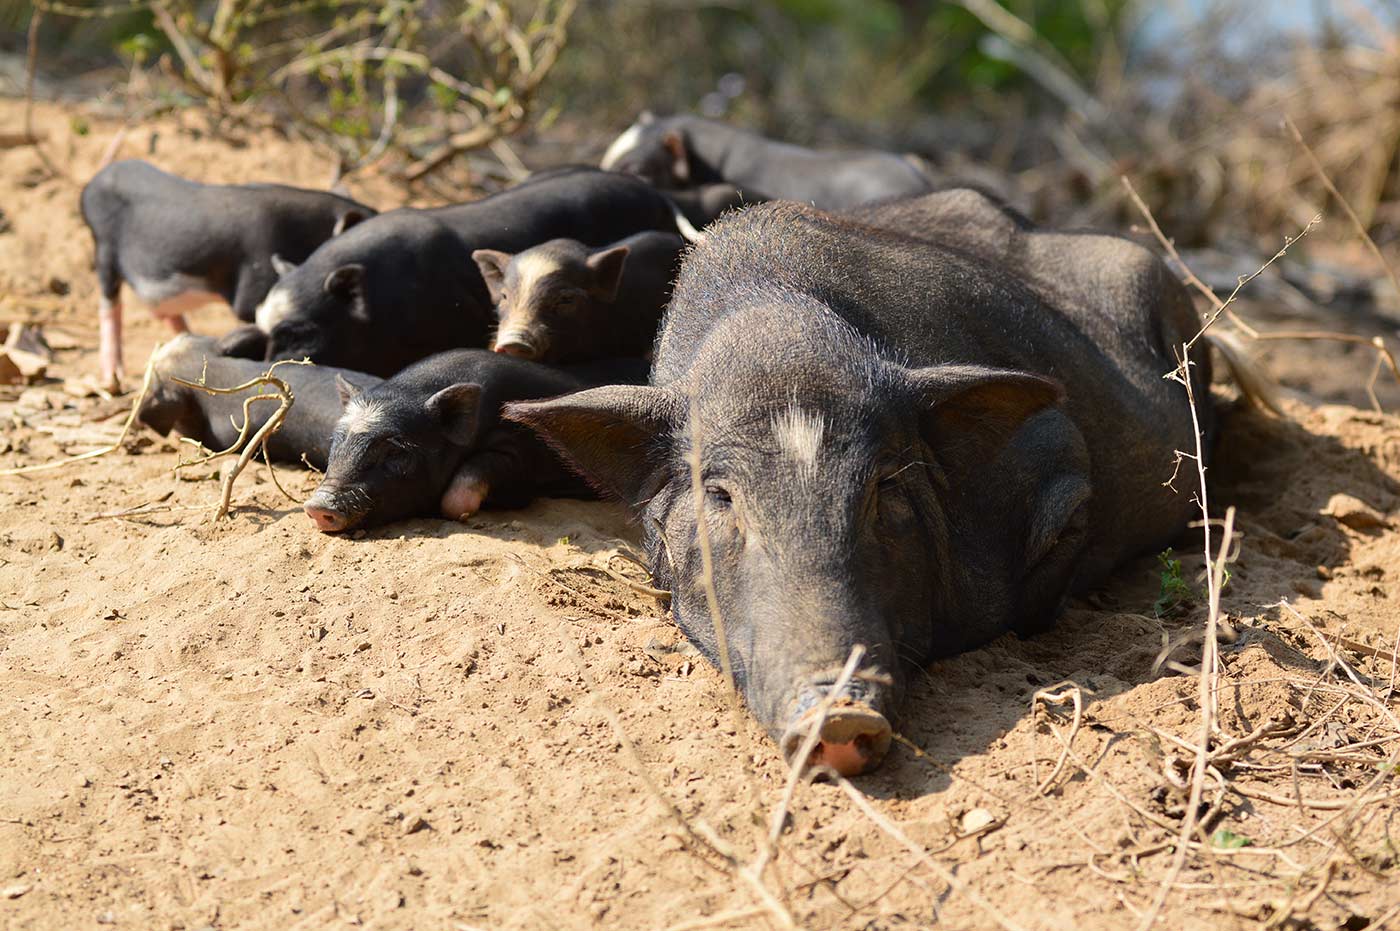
[1212,829,1252,850]
[1154,548,1192,616]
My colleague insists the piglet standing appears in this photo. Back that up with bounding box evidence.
[303,349,650,532]
[472,230,685,363]
[137,334,382,469]
[80,160,374,392]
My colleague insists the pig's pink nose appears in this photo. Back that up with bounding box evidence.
[304,503,349,533]
[493,341,537,360]
[781,704,893,777]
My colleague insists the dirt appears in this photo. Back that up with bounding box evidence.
[2,99,1399,931]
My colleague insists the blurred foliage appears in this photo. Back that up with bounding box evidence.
[8,0,1400,258]
[21,0,575,178]
[551,0,1131,146]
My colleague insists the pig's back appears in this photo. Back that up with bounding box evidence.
[427,169,678,249]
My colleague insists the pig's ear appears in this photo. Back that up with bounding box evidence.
[324,264,364,298]
[910,364,1064,463]
[471,249,511,304]
[638,110,656,125]
[335,373,362,409]
[662,131,690,183]
[504,385,677,505]
[271,254,297,278]
[585,245,630,302]
[332,209,369,236]
[426,382,483,446]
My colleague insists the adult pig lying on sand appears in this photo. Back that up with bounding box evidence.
[508,188,1219,777]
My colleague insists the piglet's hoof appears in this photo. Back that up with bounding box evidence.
[441,475,490,521]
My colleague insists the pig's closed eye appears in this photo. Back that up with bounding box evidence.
[382,447,414,475]
[704,483,732,507]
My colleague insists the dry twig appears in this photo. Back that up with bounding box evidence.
[167,358,309,519]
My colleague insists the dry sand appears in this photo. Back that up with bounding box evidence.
[2,100,1398,931]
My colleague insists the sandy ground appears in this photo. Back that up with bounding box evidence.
[2,99,1400,931]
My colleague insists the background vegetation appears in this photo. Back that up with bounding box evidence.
[5,0,1399,261]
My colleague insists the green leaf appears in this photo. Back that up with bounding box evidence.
[1153,548,1192,617]
[1212,829,1252,850]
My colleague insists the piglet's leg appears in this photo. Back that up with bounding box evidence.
[440,465,492,522]
[98,294,124,392]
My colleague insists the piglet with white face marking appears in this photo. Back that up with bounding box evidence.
[303,349,649,533]
[473,231,685,364]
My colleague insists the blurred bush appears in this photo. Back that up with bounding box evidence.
[22,0,576,179]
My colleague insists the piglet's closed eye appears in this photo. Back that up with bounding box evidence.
[426,382,484,446]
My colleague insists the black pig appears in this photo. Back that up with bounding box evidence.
[507,189,1213,776]
[80,159,374,391]
[472,231,685,363]
[138,334,381,469]
[601,112,931,209]
[242,168,685,376]
[665,183,766,229]
[304,350,650,532]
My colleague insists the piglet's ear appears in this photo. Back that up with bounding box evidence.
[909,364,1064,467]
[426,382,483,447]
[271,254,298,278]
[504,385,678,507]
[638,110,656,125]
[333,209,369,236]
[585,245,630,302]
[324,264,364,297]
[662,130,690,184]
[471,249,511,304]
[335,373,362,409]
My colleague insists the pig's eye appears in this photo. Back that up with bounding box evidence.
[383,448,414,474]
[704,483,732,507]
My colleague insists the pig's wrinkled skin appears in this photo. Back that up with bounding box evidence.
[80,160,374,392]
[137,334,382,470]
[304,349,650,533]
[601,112,932,210]
[237,168,685,377]
[474,231,685,363]
[507,188,1211,776]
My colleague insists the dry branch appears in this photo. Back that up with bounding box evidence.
[168,358,309,519]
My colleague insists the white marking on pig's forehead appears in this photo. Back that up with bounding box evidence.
[600,121,644,169]
[513,251,563,288]
[254,286,295,333]
[509,251,566,314]
[339,397,389,436]
[772,406,826,479]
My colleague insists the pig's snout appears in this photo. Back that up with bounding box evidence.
[304,502,350,533]
[779,678,893,777]
[303,486,364,534]
[492,328,543,361]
